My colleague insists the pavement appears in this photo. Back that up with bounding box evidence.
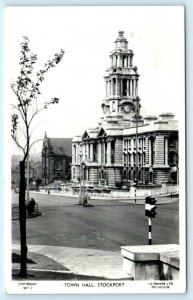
[29,191,179,205]
[12,244,133,280]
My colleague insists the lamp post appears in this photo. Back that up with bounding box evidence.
[134,98,140,203]
[78,151,83,204]
[135,99,139,186]
[82,161,86,201]
[26,139,43,204]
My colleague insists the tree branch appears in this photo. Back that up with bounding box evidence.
[11,134,25,154]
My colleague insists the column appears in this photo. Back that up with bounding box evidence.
[136,79,138,97]
[129,80,132,96]
[126,56,129,67]
[107,141,111,164]
[165,137,168,166]
[113,55,117,67]
[129,55,131,67]
[133,79,136,97]
[103,142,106,164]
[101,142,103,164]
[120,79,122,96]
[105,80,108,97]
[97,142,101,164]
[108,80,111,96]
[127,80,129,96]
[90,143,93,161]
[118,54,121,67]
[117,78,120,95]
[131,55,133,67]
[84,144,86,160]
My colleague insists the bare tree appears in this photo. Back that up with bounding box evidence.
[11,36,64,277]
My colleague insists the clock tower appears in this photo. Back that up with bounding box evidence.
[102,31,141,125]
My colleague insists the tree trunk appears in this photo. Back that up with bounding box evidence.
[19,160,27,277]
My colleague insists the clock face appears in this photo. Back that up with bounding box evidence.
[124,104,132,113]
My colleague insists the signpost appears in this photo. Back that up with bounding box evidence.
[145,196,157,245]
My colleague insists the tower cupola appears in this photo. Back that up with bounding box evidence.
[114,30,128,50]
[101,31,141,125]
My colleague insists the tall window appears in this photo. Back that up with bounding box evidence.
[105,142,107,163]
[149,137,155,165]
[128,153,131,164]
[113,78,116,95]
[133,138,136,149]
[111,140,115,164]
[74,145,76,163]
[93,143,97,162]
[133,153,136,165]
[122,79,127,96]
[143,153,146,166]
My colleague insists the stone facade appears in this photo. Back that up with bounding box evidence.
[71,31,178,188]
[42,133,72,185]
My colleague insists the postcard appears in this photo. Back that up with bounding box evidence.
[4,6,186,293]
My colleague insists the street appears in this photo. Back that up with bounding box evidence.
[12,192,179,251]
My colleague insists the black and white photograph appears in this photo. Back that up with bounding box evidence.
[4,6,185,293]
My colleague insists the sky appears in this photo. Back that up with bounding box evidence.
[4,6,184,154]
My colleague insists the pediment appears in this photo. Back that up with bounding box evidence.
[82,131,90,140]
[97,127,107,138]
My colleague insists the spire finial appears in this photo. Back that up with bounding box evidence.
[118,30,124,36]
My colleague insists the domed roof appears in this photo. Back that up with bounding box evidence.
[114,30,128,50]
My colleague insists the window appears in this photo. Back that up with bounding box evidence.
[124,154,127,165]
[122,79,127,96]
[133,139,136,149]
[55,162,62,170]
[113,78,116,95]
[128,139,131,148]
[143,153,146,165]
[133,153,136,164]
[74,145,76,163]
[138,153,141,164]
[93,143,97,162]
[128,153,131,164]
[105,142,107,163]
[111,140,115,164]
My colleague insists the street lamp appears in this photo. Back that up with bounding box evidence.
[26,139,43,204]
[78,151,83,204]
[82,161,86,201]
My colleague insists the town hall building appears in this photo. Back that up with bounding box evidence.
[71,31,178,189]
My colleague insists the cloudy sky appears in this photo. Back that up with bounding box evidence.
[4,6,184,154]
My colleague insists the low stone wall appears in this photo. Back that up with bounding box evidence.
[111,184,178,198]
[121,244,179,281]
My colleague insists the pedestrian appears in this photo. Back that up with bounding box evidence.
[83,189,89,207]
